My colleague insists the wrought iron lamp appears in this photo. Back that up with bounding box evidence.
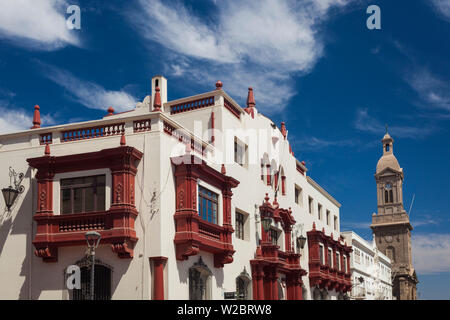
[2,167,24,211]
[85,231,101,300]
[296,234,307,250]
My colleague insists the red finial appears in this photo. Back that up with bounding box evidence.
[331,233,334,240]
[322,227,325,234]
[120,133,126,146]
[312,222,316,230]
[153,86,162,111]
[272,197,279,210]
[288,207,292,215]
[31,105,41,129]
[246,87,255,108]
[107,106,114,116]
[264,193,270,203]
[281,122,287,139]
[301,161,306,166]
[44,143,50,156]
[221,164,226,175]
[215,80,223,90]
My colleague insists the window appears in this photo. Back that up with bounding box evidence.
[355,249,361,263]
[236,269,251,300]
[326,210,330,225]
[327,248,333,268]
[234,138,247,166]
[198,186,219,224]
[308,197,313,214]
[384,189,393,204]
[72,261,111,300]
[318,203,322,220]
[189,259,212,300]
[336,252,341,271]
[235,211,245,240]
[61,175,106,214]
[294,186,302,205]
[270,228,280,246]
[333,216,338,231]
[319,244,324,265]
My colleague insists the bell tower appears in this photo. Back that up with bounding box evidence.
[370,130,418,300]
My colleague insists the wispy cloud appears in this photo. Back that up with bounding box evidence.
[0,103,56,134]
[0,0,80,50]
[430,0,450,21]
[404,67,450,111]
[354,108,436,139]
[128,0,355,113]
[293,135,359,151]
[413,233,450,274]
[41,64,137,112]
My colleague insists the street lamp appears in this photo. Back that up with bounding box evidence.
[261,215,272,233]
[85,231,101,300]
[2,167,24,211]
[296,235,307,251]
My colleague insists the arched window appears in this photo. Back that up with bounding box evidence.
[70,257,112,300]
[236,268,251,300]
[189,257,212,300]
[386,246,395,263]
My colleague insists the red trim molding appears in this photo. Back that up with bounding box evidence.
[171,153,239,268]
[250,195,307,300]
[307,223,352,293]
[27,145,143,262]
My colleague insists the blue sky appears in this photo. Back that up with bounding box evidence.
[0,0,449,299]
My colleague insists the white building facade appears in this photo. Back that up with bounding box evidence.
[341,231,393,300]
[0,76,352,300]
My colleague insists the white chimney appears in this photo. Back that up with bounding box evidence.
[151,75,167,111]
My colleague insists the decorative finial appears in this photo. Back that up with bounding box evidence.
[221,164,226,175]
[153,87,162,111]
[246,87,255,108]
[120,133,126,146]
[215,80,223,90]
[281,122,287,139]
[44,143,50,156]
[31,105,41,129]
[264,193,270,203]
[107,106,115,116]
[312,222,316,230]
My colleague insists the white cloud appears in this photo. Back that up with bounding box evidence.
[129,0,354,113]
[430,0,450,21]
[42,65,137,112]
[0,104,56,134]
[405,68,450,111]
[413,233,450,274]
[0,0,80,50]
[354,108,436,139]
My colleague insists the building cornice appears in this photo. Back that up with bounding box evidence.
[306,176,341,208]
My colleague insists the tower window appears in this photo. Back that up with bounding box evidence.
[384,189,393,203]
[385,144,390,152]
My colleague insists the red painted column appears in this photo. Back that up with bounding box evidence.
[274,172,278,190]
[266,165,271,186]
[272,270,278,300]
[281,176,286,195]
[150,256,168,300]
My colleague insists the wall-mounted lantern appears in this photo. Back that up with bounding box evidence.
[296,235,307,250]
[2,167,24,211]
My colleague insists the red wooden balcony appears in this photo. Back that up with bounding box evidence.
[33,208,138,262]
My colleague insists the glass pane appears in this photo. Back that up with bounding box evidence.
[97,186,105,211]
[62,189,71,214]
[85,187,94,212]
[73,188,83,213]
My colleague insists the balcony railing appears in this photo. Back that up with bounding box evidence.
[61,123,125,142]
[170,96,215,114]
[198,219,222,241]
